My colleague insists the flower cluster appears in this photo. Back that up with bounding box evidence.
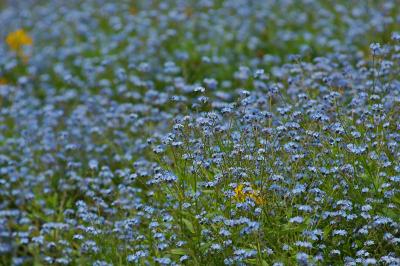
[0,0,399,265]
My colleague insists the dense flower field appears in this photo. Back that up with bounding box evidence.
[1,0,400,265]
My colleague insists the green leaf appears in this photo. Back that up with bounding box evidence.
[168,248,187,255]
[182,218,195,234]
[199,242,212,252]
[244,259,258,265]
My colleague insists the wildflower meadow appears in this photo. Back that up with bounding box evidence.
[0,1,399,265]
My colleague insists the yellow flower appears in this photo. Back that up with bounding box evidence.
[130,6,138,15]
[185,7,193,17]
[0,77,7,85]
[248,190,265,205]
[6,29,33,51]
[234,183,265,205]
[6,29,33,60]
[234,184,246,202]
